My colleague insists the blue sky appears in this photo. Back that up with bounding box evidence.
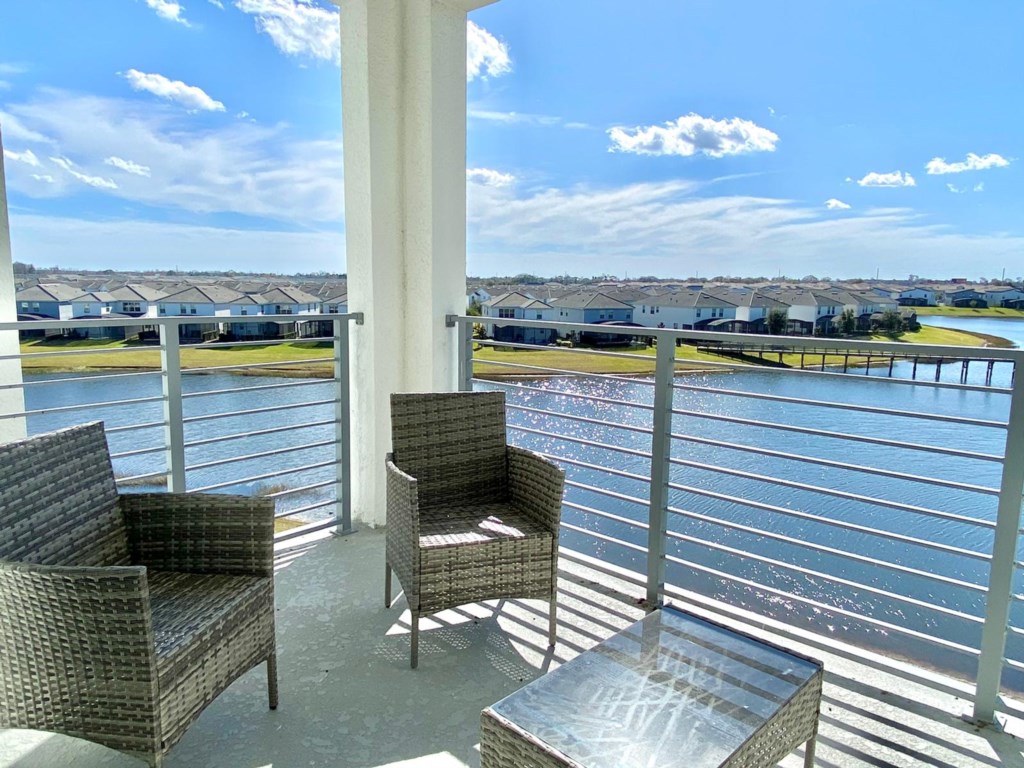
[1,0,1021,280]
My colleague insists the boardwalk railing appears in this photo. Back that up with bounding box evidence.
[0,313,361,542]
[449,314,1024,724]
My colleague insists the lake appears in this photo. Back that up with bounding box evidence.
[19,314,1024,691]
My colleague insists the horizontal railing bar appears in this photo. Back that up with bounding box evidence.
[507,403,654,436]
[195,336,333,349]
[115,470,167,485]
[509,424,652,461]
[546,453,651,485]
[184,439,337,473]
[667,504,987,593]
[671,408,1003,463]
[190,460,337,493]
[273,518,340,543]
[666,480,991,560]
[1004,658,1024,672]
[1,313,359,332]
[561,521,649,554]
[669,350,1014,394]
[181,399,336,424]
[274,499,336,520]
[479,378,654,412]
[666,456,997,529]
[663,553,980,657]
[183,357,334,374]
[561,500,649,531]
[670,430,1001,495]
[0,395,165,420]
[664,528,984,624]
[563,478,649,509]
[3,369,161,390]
[472,355,657,386]
[450,314,1024,362]
[478,338,659,363]
[672,380,1006,429]
[183,420,338,449]
[262,479,336,500]
[110,445,165,460]
[106,420,165,435]
[181,379,327,399]
[2,346,152,362]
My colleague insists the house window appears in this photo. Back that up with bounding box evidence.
[498,308,515,319]
[123,302,141,313]
[83,304,92,314]
[159,305,166,314]
[696,308,702,318]
[673,322,679,329]
[599,313,605,320]
[180,305,188,314]
[32,302,40,310]
[190,307,197,315]
[536,312,543,320]
[241,309,248,316]
[20,302,27,309]
[328,304,339,313]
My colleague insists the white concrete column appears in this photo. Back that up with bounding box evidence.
[0,124,27,443]
[339,0,497,525]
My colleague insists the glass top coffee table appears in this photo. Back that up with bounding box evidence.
[481,604,823,768]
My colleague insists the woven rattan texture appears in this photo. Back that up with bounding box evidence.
[0,422,277,767]
[0,422,129,566]
[386,392,565,664]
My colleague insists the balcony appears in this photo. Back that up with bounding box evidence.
[2,313,1024,766]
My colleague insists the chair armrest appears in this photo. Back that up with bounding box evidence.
[119,493,274,577]
[507,445,565,533]
[385,454,419,537]
[0,561,161,755]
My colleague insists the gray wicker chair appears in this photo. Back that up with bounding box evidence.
[385,391,565,668]
[0,422,277,767]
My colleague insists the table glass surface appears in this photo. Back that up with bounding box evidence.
[488,606,821,768]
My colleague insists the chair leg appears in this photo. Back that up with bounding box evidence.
[385,561,392,608]
[410,610,419,669]
[267,652,279,710]
[548,595,557,647]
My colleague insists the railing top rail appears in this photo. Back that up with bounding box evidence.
[447,313,1024,362]
[0,312,363,332]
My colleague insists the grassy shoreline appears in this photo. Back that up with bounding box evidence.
[915,306,1024,318]
[19,323,1008,379]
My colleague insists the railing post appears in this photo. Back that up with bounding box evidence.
[646,334,676,609]
[448,314,473,392]
[159,322,186,493]
[334,317,355,534]
[974,360,1024,723]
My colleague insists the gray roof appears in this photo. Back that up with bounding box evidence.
[550,292,632,310]
[159,286,246,304]
[642,291,737,309]
[484,292,551,309]
[108,284,168,302]
[15,283,84,302]
[257,287,322,305]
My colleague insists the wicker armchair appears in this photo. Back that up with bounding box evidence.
[385,391,565,668]
[0,422,277,767]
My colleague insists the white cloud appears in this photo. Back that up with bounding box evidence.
[9,213,344,273]
[925,152,1009,175]
[3,147,40,166]
[467,168,514,187]
[3,90,343,223]
[144,0,191,26]
[50,156,119,190]
[469,110,562,127]
[608,113,779,158]
[31,174,54,184]
[974,182,984,192]
[0,111,53,144]
[122,69,225,112]
[209,0,224,7]
[466,179,1024,279]
[236,110,250,119]
[105,156,152,177]
[467,21,511,81]
[946,183,963,194]
[856,171,916,188]
[825,198,851,210]
[235,0,341,64]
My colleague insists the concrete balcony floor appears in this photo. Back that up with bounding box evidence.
[3,527,1024,768]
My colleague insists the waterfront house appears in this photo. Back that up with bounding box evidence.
[947,287,988,308]
[705,287,789,333]
[899,286,938,307]
[986,286,1024,307]
[550,291,633,325]
[106,284,168,318]
[158,285,246,342]
[635,290,737,330]
[482,291,557,344]
[15,282,83,319]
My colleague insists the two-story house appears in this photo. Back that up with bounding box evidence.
[482,291,557,344]
[634,290,737,330]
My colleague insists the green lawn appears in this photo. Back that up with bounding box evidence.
[916,306,1024,318]
[20,325,995,379]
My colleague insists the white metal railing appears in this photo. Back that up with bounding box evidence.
[0,313,361,541]
[448,314,1024,725]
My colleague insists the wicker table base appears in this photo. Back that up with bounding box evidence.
[481,605,823,768]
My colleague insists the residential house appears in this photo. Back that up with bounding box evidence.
[106,284,167,317]
[634,290,737,331]
[946,287,988,308]
[986,286,1024,307]
[158,285,246,342]
[482,291,557,344]
[899,287,938,307]
[14,282,83,319]
[705,288,791,333]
